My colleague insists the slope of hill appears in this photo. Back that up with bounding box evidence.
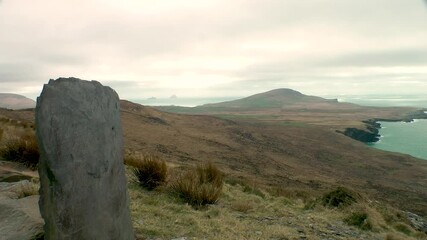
[201,88,352,110]
[120,100,427,217]
[156,88,356,113]
[156,89,426,143]
[1,100,426,217]
[0,93,36,110]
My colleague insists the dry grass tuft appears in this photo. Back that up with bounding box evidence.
[0,131,39,169]
[126,154,168,190]
[384,232,411,240]
[171,162,223,206]
[393,222,413,236]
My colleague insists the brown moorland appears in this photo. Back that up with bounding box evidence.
[156,88,424,131]
[120,97,427,217]
[1,89,426,218]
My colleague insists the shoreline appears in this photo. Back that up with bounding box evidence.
[343,109,427,143]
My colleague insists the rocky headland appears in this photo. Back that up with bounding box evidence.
[343,109,427,143]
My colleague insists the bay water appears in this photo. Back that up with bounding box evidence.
[370,119,427,160]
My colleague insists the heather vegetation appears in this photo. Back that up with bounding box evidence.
[322,186,359,208]
[0,120,39,169]
[344,211,372,230]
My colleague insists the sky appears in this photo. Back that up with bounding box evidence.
[0,0,427,100]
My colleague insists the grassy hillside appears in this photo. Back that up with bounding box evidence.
[128,174,426,240]
[120,100,427,217]
[1,101,427,217]
[155,89,425,134]
[2,102,427,239]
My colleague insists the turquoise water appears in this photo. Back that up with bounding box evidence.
[370,119,427,160]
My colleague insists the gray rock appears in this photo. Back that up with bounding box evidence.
[406,211,427,233]
[0,195,44,240]
[36,78,134,239]
[0,180,37,199]
[0,171,34,183]
[0,160,38,183]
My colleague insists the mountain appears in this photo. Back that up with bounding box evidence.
[157,88,359,113]
[0,93,36,109]
[155,89,424,140]
[201,88,345,109]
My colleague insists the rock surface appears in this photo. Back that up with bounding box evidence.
[0,160,38,182]
[36,78,134,239]
[0,195,44,240]
[407,211,427,233]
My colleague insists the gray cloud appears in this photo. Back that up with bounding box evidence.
[0,0,426,99]
[321,49,427,67]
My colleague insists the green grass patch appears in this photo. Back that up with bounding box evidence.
[393,223,413,236]
[344,211,372,230]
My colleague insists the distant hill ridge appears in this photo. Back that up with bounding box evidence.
[201,88,338,109]
[156,88,356,113]
[0,93,36,110]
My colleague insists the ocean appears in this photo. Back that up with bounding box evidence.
[337,95,427,108]
[344,96,427,161]
[370,119,427,160]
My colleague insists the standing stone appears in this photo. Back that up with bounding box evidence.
[35,78,134,239]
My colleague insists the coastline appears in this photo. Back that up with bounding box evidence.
[371,119,427,160]
[342,109,427,143]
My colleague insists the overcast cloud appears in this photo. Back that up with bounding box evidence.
[0,0,426,100]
